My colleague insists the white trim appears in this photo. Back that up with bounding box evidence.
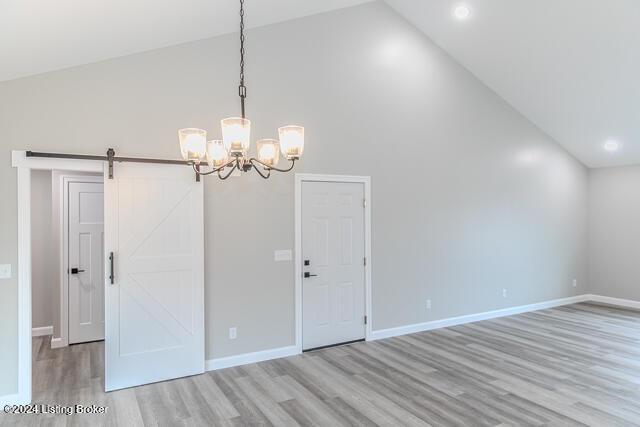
[32,326,53,337]
[17,166,32,405]
[587,294,640,310]
[205,345,299,371]
[59,174,104,348]
[204,293,640,371]
[12,150,105,404]
[50,337,65,349]
[0,393,23,406]
[294,174,373,353]
[370,295,591,341]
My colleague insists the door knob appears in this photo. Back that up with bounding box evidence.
[304,272,318,278]
[70,268,85,275]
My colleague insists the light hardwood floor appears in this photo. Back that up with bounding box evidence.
[2,302,640,426]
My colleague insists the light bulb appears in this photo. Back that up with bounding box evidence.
[257,139,279,167]
[453,4,471,20]
[206,140,229,167]
[178,128,207,162]
[604,140,620,152]
[221,117,251,155]
[278,126,304,160]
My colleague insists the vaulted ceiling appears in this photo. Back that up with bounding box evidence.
[0,0,371,82]
[386,0,640,168]
[2,0,639,167]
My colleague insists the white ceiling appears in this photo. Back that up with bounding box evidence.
[3,0,639,167]
[385,0,640,167]
[0,0,371,82]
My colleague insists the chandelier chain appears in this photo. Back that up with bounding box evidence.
[178,0,302,180]
[239,0,247,118]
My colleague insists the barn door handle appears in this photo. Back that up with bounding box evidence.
[109,252,115,285]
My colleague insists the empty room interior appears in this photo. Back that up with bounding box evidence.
[2,0,640,425]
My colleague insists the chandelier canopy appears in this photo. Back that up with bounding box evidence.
[178,0,304,180]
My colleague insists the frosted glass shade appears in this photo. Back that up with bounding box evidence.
[178,128,207,162]
[206,140,229,168]
[221,117,251,155]
[257,139,280,168]
[278,126,304,159]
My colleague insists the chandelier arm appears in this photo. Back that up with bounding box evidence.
[249,160,271,179]
[179,2,303,176]
[218,164,238,180]
[191,160,235,176]
[248,157,269,170]
[250,158,296,173]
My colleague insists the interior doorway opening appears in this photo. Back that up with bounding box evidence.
[30,170,105,348]
[29,169,105,401]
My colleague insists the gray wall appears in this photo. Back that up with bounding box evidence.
[589,166,640,300]
[30,170,54,330]
[0,2,589,396]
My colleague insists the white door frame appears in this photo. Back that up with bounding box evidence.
[59,174,104,348]
[294,174,372,353]
[11,151,104,405]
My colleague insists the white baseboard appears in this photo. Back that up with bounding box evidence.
[50,337,66,349]
[587,294,640,310]
[198,293,639,374]
[31,326,53,337]
[0,393,26,406]
[370,294,590,341]
[206,345,300,371]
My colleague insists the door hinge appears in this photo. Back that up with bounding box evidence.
[363,198,367,208]
[363,257,367,266]
[364,315,368,325]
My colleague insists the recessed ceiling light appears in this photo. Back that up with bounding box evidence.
[453,5,471,20]
[603,140,620,152]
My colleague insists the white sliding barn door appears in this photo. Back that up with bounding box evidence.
[104,163,204,391]
[68,181,105,344]
[301,181,366,350]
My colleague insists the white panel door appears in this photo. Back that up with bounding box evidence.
[68,181,105,344]
[104,162,204,391]
[302,181,365,350]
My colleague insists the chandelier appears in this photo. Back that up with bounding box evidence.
[178,0,304,179]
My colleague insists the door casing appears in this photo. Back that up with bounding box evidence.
[294,174,372,353]
[12,150,104,405]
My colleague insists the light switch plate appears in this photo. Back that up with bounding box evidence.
[274,250,292,262]
[0,264,11,279]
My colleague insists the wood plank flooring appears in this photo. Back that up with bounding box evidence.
[2,302,640,426]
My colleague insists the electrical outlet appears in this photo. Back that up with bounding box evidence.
[0,264,11,279]
[573,279,578,288]
[426,299,432,310]
[229,327,237,340]
[502,288,508,298]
